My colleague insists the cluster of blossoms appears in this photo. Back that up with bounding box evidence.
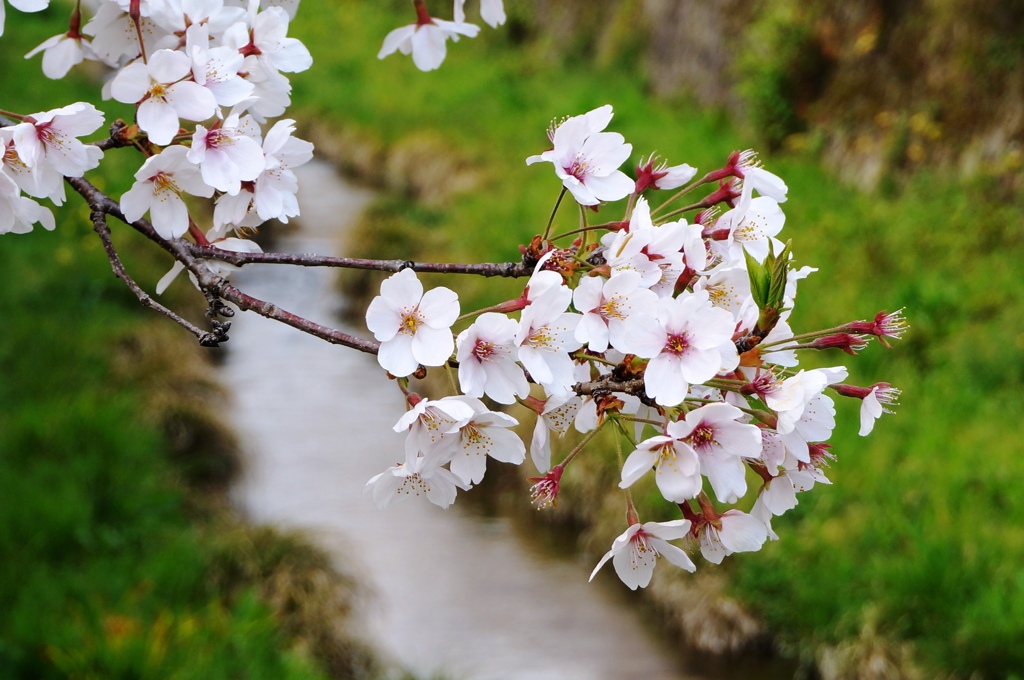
[2,0,313,260]
[365,105,905,590]
[1,0,905,593]
[378,0,505,72]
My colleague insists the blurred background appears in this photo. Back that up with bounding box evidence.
[1,0,1022,678]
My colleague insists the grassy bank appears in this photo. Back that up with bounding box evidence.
[287,2,1024,676]
[1,11,383,679]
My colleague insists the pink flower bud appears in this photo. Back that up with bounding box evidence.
[809,333,869,355]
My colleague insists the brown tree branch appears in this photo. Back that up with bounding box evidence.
[65,176,381,356]
[188,245,533,278]
[89,207,229,346]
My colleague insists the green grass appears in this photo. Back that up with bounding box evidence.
[284,2,1024,675]
[0,10,377,679]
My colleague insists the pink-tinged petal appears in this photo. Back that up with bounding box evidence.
[620,313,665,357]
[378,333,419,377]
[166,81,217,122]
[575,312,609,352]
[589,547,616,582]
[147,48,192,82]
[156,262,186,294]
[530,419,552,473]
[619,446,658,488]
[434,18,480,37]
[572,276,603,313]
[137,100,181,146]
[517,345,552,385]
[700,529,728,565]
[654,461,702,502]
[449,451,488,486]
[585,170,635,202]
[410,324,454,367]
[419,286,460,327]
[702,456,747,504]
[120,179,158,223]
[272,38,312,72]
[859,388,883,436]
[649,538,696,573]
[612,538,656,589]
[38,37,85,79]
[645,519,692,542]
[480,0,506,27]
[678,346,721,385]
[719,511,768,554]
[583,105,614,133]
[379,268,423,308]
[484,427,526,464]
[148,192,188,239]
[10,0,49,11]
[580,132,631,173]
[410,24,446,71]
[365,296,402,342]
[550,115,589,163]
[711,421,762,458]
[564,180,599,207]
[645,353,687,406]
[482,361,529,405]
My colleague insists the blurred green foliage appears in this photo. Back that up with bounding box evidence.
[289,1,1024,675]
[0,9,378,679]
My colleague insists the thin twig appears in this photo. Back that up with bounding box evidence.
[89,207,229,346]
[66,176,381,355]
[189,245,533,278]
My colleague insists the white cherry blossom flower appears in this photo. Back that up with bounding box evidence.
[25,30,97,80]
[83,2,169,64]
[188,117,266,195]
[529,392,582,472]
[621,290,737,406]
[212,118,313,231]
[590,519,695,590]
[713,196,785,262]
[378,5,480,72]
[699,509,768,565]
[186,24,255,109]
[0,171,54,234]
[515,279,582,397]
[120,145,214,239]
[526,104,634,206]
[455,312,528,404]
[110,49,217,146]
[446,397,525,485]
[366,454,468,510]
[734,150,788,204]
[1,128,66,205]
[10,102,104,177]
[668,402,760,504]
[393,395,475,463]
[619,432,702,503]
[573,271,657,353]
[223,3,312,75]
[366,268,460,378]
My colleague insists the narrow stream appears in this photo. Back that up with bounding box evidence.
[223,161,704,680]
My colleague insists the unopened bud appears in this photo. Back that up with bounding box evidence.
[809,333,869,355]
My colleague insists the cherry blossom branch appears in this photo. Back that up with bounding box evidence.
[65,176,381,355]
[188,245,533,277]
[88,205,228,346]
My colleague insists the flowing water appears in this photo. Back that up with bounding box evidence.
[224,161,760,680]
